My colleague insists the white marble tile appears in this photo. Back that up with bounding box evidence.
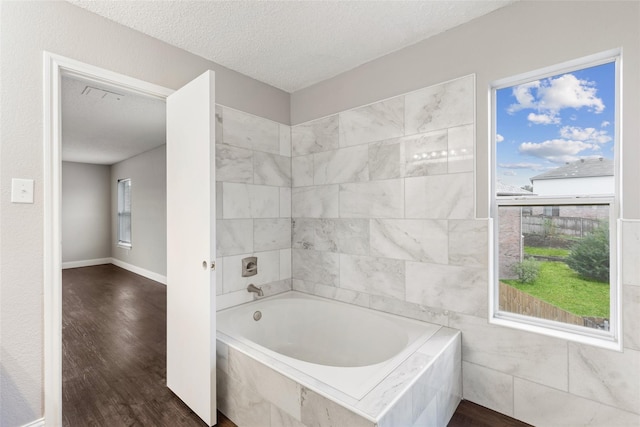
[215,105,223,145]
[339,97,404,147]
[417,327,460,357]
[280,187,291,218]
[292,154,314,187]
[377,388,413,427]
[435,340,462,427]
[404,130,448,177]
[447,124,474,173]
[448,219,489,267]
[340,179,404,218]
[279,249,292,280]
[280,124,292,157]
[412,396,437,427]
[216,256,223,295]
[216,339,229,373]
[217,219,253,256]
[406,262,487,317]
[405,75,474,135]
[514,378,640,427]
[369,138,403,181]
[314,145,369,185]
[292,218,316,250]
[300,387,375,427]
[405,173,474,219]
[216,181,223,218]
[292,249,339,286]
[222,250,280,293]
[340,254,405,300]
[217,369,271,427]
[258,278,291,297]
[623,285,640,350]
[448,313,569,391]
[369,295,449,325]
[370,219,448,263]
[292,279,371,308]
[221,183,279,219]
[305,219,369,255]
[216,144,253,183]
[254,218,291,252]
[271,404,305,427]
[291,115,339,156]
[254,151,291,187]
[462,361,514,417]
[292,185,339,218]
[222,107,280,154]
[568,343,640,414]
[622,221,640,286]
[228,347,302,420]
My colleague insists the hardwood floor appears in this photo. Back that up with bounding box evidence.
[63,264,529,427]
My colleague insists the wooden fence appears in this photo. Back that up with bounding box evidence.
[499,282,584,326]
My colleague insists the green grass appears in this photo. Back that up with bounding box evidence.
[524,246,570,258]
[503,262,609,317]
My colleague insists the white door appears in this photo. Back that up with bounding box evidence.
[166,70,216,426]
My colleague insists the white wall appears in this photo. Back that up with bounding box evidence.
[0,2,289,425]
[61,162,111,265]
[111,146,166,279]
[533,176,614,196]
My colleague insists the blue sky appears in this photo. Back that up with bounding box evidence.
[496,61,615,189]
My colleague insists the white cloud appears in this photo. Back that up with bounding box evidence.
[601,120,610,127]
[496,134,504,143]
[559,126,611,143]
[498,162,546,171]
[507,73,605,123]
[519,139,597,163]
[502,170,517,176]
[527,112,560,125]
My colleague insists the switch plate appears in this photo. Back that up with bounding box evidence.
[11,178,34,204]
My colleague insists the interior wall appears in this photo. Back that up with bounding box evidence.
[215,106,292,310]
[61,162,111,265]
[111,145,167,279]
[290,2,640,425]
[0,2,289,425]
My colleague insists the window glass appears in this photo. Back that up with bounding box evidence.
[117,178,132,247]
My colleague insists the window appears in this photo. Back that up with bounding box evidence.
[491,51,620,348]
[117,178,132,247]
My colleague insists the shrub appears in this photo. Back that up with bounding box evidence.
[513,258,541,284]
[566,222,609,282]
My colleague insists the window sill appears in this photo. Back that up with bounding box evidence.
[117,243,132,250]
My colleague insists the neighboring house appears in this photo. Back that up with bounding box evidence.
[530,157,614,196]
[497,182,534,279]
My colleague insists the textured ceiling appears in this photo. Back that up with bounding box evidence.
[62,75,166,165]
[68,0,516,93]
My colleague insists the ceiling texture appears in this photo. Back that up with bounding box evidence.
[62,0,516,164]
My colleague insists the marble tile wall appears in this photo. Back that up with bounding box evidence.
[216,106,292,309]
[289,76,640,426]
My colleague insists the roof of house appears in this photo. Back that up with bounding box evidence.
[530,158,614,181]
[496,181,535,196]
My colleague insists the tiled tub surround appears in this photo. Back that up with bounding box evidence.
[290,75,640,426]
[217,292,461,427]
[215,106,293,309]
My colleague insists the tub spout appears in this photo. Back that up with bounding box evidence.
[247,283,263,297]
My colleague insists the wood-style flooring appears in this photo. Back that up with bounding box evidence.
[63,264,530,427]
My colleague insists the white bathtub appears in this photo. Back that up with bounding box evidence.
[217,291,441,399]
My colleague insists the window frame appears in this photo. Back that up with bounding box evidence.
[489,50,622,350]
[117,178,132,249]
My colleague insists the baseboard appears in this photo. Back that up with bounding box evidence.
[21,418,45,427]
[110,258,167,285]
[62,258,111,269]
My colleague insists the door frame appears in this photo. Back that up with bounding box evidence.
[43,52,174,426]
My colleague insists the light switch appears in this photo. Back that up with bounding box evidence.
[11,178,34,204]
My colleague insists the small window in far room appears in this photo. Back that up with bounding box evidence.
[117,178,132,248]
[490,51,620,349]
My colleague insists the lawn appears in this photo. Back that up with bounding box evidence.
[502,261,609,317]
[523,246,570,258]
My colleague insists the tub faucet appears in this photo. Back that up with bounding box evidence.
[247,283,263,297]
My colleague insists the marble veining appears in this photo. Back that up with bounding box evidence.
[404,130,448,177]
[339,179,404,218]
[370,219,448,264]
[462,361,514,417]
[340,254,405,300]
[368,139,403,180]
[339,97,404,148]
[222,107,280,154]
[405,173,474,219]
[292,185,339,218]
[216,144,253,183]
[222,183,279,219]
[292,249,339,286]
[254,151,291,187]
[292,115,339,156]
[217,219,253,256]
[314,145,369,185]
[254,218,291,252]
[448,220,489,267]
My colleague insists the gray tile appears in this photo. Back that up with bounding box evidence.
[369,138,403,180]
[216,369,271,427]
[292,154,314,187]
[280,124,292,157]
[280,187,291,217]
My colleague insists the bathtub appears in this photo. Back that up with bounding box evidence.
[216,291,461,426]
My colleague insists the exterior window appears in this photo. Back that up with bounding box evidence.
[491,52,620,347]
[117,178,132,247]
